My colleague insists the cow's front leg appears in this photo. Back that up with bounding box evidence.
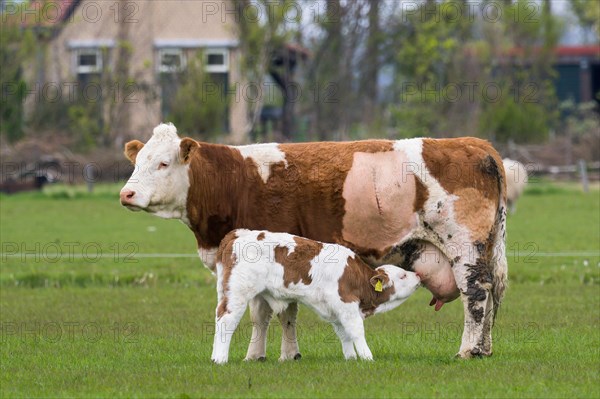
[278,302,301,361]
[244,296,273,361]
[454,260,494,359]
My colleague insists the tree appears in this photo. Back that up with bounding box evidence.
[569,0,600,43]
[167,53,229,139]
[234,0,300,141]
[0,3,36,142]
[360,0,381,125]
[479,0,562,143]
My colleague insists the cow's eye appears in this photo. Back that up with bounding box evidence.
[158,162,169,170]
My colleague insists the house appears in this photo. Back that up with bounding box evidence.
[503,44,600,109]
[553,45,600,106]
[22,0,250,143]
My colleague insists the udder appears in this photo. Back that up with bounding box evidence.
[411,243,459,311]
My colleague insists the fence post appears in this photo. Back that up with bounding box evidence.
[578,159,589,193]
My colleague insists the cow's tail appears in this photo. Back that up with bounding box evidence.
[487,155,509,321]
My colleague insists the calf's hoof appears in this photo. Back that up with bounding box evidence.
[244,356,266,362]
[279,353,301,362]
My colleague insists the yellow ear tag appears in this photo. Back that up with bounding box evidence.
[375,280,383,292]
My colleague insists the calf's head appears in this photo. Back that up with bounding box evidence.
[371,265,421,303]
[120,123,198,219]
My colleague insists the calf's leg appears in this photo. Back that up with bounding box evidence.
[278,302,302,361]
[245,296,273,361]
[332,322,357,360]
[212,298,248,364]
[339,314,373,361]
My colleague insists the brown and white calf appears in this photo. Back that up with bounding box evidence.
[120,123,508,359]
[211,229,420,363]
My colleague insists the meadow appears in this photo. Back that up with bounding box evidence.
[1,182,599,398]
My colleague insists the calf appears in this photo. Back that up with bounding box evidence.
[211,229,421,364]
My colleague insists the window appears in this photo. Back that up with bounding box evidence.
[205,48,228,73]
[75,49,102,74]
[158,49,185,73]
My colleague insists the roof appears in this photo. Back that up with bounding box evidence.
[505,45,600,60]
[555,45,600,58]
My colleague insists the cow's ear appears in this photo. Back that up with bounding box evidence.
[370,272,390,291]
[179,137,199,163]
[124,140,144,164]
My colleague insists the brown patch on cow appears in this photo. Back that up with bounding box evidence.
[421,138,506,242]
[413,177,429,213]
[274,236,322,287]
[338,256,395,317]
[215,231,239,320]
[454,188,495,242]
[186,139,395,254]
[124,140,144,164]
[186,143,253,249]
[256,232,266,241]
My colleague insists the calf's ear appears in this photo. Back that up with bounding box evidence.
[370,272,390,290]
[124,140,144,164]
[179,138,199,163]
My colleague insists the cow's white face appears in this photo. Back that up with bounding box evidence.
[119,123,198,221]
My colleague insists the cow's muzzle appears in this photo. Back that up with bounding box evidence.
[120,189,142,210]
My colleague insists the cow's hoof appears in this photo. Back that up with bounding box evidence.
[456,346,493,359]
[293,353,302,360]
[257,356,266,362]
[470,347,483,357]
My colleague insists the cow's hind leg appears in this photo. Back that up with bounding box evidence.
[245,296,273,361]
[278,302,301,361]
[454,252,495,359]
[453,243,497,358]
[481,292,494,355]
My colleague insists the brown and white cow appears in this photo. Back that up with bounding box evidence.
[120,123,508,359]
[503,158,528,214]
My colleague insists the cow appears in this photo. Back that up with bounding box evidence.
[120,123,508,359]
[211,229,421,363]
[503,158,528,214]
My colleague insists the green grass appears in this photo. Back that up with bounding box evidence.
[1,182,599,398]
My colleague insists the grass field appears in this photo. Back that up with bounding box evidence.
[1,182,599,398]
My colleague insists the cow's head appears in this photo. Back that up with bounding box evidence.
[119,123,198,220]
